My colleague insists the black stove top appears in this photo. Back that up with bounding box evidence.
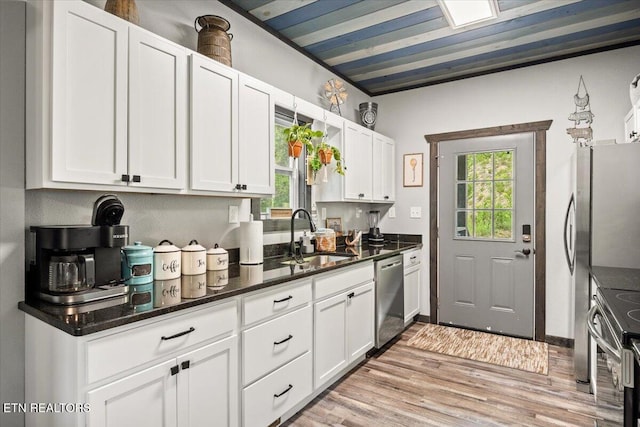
[598,288,640,345]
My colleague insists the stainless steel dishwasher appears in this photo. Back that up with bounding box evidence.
[374,255,404,348]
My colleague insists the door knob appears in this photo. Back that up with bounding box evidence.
[514,248,532,256]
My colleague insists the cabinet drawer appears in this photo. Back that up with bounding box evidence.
[314,262,374,300]
[243,279,311,326]
[242,352,312,427]
[404,249,421,268]
[242,305,311,386]
[86,300,237,384]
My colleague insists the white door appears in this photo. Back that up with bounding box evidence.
[346,282,375,361]
[314,293,347,389]
[343,123,372,201]
[51,1,128,186]
[190,54,238,192]
[128,28,187,190]
[87,359,177,427]
[238,74,274,195]
[177,336,238,427]
[439,133,535,338]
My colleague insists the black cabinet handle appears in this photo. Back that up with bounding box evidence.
[170,365,180,376]
[181,360,190,370]
[273,295,293,304]
[121,174,130,182]
[274,334,293,345]
[358,193,364,198]
[241,184,247,190]
[274,384,293,398]
[384,195,389,200]
[161,327,195,341]
[132,175,141,183]
[347,292,355,299]
[235,184,242,190]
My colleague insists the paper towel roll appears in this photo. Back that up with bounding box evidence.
[239,216,263,265]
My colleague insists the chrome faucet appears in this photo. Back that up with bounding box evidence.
[289,208,316,257]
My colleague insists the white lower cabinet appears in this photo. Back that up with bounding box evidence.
[87,335,237,427]
[25,300,239,427]
[313,263,375,389]
[403,249,422,324]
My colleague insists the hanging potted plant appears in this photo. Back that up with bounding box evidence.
[283,123,323,158]
[316,141,345,175]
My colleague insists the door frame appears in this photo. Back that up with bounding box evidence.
[425,120,552,341]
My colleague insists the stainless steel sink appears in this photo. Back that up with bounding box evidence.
[281,253,355,267]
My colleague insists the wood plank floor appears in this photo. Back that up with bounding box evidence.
[284,322,618,427]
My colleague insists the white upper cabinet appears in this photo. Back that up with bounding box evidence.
[190,54,238,192]
[190,57,274,196]
[28,1,188,191]
[47,1,129,187]
[128,28,187,190]
[238,74,275,195]
[343,122,373,201]
[372,133,395,202]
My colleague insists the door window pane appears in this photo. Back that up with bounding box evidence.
[455,149,515,240]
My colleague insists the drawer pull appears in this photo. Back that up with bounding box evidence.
[347,292,355,299]
[274,334,293,345]
[274,384,293,398]
[170,365,180,376]
[273,295,293,304]
[181,360,190,370]
[161,327,195,341]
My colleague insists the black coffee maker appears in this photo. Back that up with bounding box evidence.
[368,210,384,247]
[28,195,130,304]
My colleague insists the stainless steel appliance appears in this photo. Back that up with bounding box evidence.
[29,225,130,304]
[571,143,640,394]
[374,255,404,348]
[587,271,640,426]
[368,210,384,247]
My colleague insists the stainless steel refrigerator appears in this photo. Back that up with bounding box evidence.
[571,142,640,391]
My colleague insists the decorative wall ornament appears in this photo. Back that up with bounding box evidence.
[359,102,378,130]
[323,79,347,115]
[567,75,594,146]
[403,153,423,187]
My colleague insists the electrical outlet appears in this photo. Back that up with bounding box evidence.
[321,207,327,220]
[410,207,422,218]
[355,208,361,219]
[388,207,396,218]
[228,205,239,224]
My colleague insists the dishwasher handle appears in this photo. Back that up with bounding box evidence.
[380,261,402,271]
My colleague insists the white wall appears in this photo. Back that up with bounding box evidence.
[374,45,640,338]
[0,2,25,426]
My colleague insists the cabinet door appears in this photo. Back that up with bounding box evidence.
[404,268,421,323]
[177,335,239,427]
[346,282,375,362]
[372,134,395,202]
[129,28,187,190]
[87,359,178,427]
[238,74,274,195]
[314,293,348,389]
[343,122,372,201]
[51,1,128,185]
[190,55,238,192]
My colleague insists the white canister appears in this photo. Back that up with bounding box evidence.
[207,243,228,271]
[153,277,181,307]
[181,273,207,299]
[207,269,228,287]
[153,240,181,280]
[182,240,206,275]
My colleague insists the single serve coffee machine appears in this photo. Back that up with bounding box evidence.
[28,225,130,304]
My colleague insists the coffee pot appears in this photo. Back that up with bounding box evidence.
[48,254,95,293]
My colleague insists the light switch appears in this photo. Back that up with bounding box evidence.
[388,207,396,218]
[410,207,422,218]
[228,205,239,224]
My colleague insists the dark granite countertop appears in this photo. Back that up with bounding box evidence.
[19,242,421,336]
[591,265,640,291]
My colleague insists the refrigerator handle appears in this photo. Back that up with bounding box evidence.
[563,193,576,274]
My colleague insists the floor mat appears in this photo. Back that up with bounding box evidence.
[407,323,549,375]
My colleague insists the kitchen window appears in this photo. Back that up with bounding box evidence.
[252,110,311,226]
